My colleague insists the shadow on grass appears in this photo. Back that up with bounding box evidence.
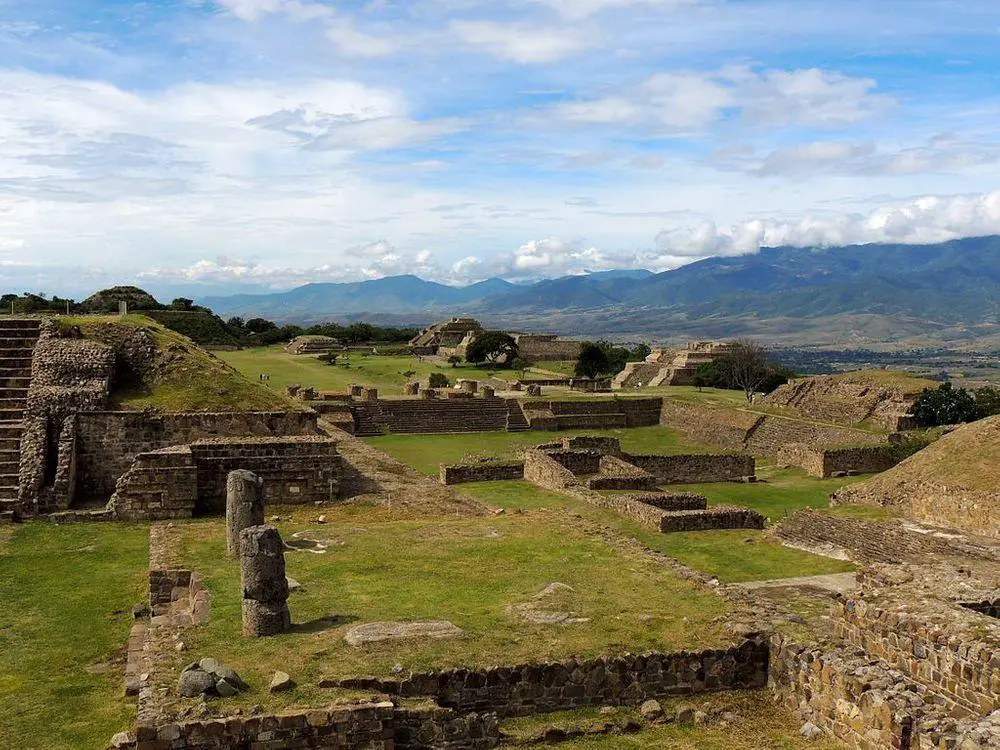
[291,614,358,634]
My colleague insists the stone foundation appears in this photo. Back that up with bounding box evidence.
[439,462,525,485]
[777,442,919,478]
[110,436,340,520]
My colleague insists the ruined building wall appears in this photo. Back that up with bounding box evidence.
[75,411,319,501]
[109,436,339,520]
[623,453,755,483]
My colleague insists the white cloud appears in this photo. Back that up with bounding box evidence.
[654,191,1000,258]
[450,21,592,64]
[217,0,332,22]
[325,21,399,58]
[549,66,894,134]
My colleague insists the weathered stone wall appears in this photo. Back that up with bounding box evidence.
[110,436,339,519]
[764,375,919,432]
[625,492,707,511]
[769,635,929,750]
[834,479,1000,540]
[392,705,500,749]
[770,509,981,564]
[585,455,658,491]
[75,411,319,500]
[777,442,918,478]
[623,453,755,484]
[439,461,525,485]
[544,449,602,476]
[335,639,768,718]
[835,598,999,717]
[523,449,578,491]
[745,416,888,456]
[659,400,757,449]
[111,446,198,521]
[562,436,622,454]
[656,506,765,533]
[659,398,890,456]
[513,334,582,363]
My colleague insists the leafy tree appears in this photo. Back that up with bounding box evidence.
[226,316,245,330]
[575,342,610,379]
[465,331,519,365]
[973,386,1000,419]
[913,382,980,426]
[447,355,462,368]
[630,343,652,362]
[428,372,449,388]
[169,297,195,311]
[245,318,278,334]
[717,339,774,402]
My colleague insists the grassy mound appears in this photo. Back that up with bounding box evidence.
[62,315,299,412]
[842,415,1000,494]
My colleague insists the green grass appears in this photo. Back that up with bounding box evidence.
[0,523,148,749]
[459,479,855,583]
[62,315,295,412]
[667,466,870,522]
[171,503,730,713]
[502,692,844,749]
[219,347,521,395]
[368,426,714,476]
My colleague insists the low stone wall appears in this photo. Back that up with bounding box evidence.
[619,492,707,511]
[586,455,658,491]
[148,524,189,609]
[392,704,500,749]
[544,449,602,476]
[562,436,622,454]
[523,449,578,491]
[110,437,340,520]
[335,639,768,718]
[656,506,765,533]
[439,461,525,485]
[835,597,999,717]
[777,442,918,478]
[75,411,319,500]
[524,398,663,428]
[624,453,755,484]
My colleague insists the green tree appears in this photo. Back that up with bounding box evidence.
[973,386,1000,419]
[575,342,610,379]
[913,382,980,426]
[630,343,652,362]
[428,372,449,388]
[465,331,519,365]
[447,355,462,368]
[169,297,195,311]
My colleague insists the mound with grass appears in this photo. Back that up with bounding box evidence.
[832,415,1000,538]
[60,315,297,412]
[763,369,936,430]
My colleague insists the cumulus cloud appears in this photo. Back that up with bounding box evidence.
[654,191,1000,259]
[528,0,703,20]
[548,66,893,134]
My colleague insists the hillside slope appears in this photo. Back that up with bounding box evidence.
[64,315,299,412]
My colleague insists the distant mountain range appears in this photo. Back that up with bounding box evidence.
[198,236,1000,346]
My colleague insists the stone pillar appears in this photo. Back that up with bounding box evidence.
[481,385,496,399]
[527,384,542,397]
[459,379,478,393]
[404,382,419,395]
[365,387,379,402]
[421,388,437,400]
[227,470,265,558]
[239,525,291,637]
[349,384,363,398]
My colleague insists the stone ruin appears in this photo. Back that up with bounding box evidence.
[613,341,733,389]
[283,335,342,356]
[239,524,291,637]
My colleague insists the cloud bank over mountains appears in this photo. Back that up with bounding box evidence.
[1,0,999,295]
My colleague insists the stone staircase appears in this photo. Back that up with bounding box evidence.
[0,319,41,521]
[504,400,531,432]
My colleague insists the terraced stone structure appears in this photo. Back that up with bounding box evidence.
[283,335,342,355]
[613,341,733,389]
[0,319,42,520]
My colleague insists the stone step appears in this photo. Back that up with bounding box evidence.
[0,397,27,408]
[0,358,33,370]
[0,510,16,524]
[0,409,24,422]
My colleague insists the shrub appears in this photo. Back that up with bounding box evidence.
[428,372,449,388]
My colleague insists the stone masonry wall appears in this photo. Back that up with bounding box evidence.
[75,411,319,500]
[336,639,768,718]
[659,400,756,449]
[544,449,603,476]
[113,702,504,750]
[110,436,339,519]
[777,443,918,478]
[439,462,525,485]
[835,598,999,717]
[623,453,755,483]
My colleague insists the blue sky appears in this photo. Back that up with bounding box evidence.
[1,0,1000,296]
